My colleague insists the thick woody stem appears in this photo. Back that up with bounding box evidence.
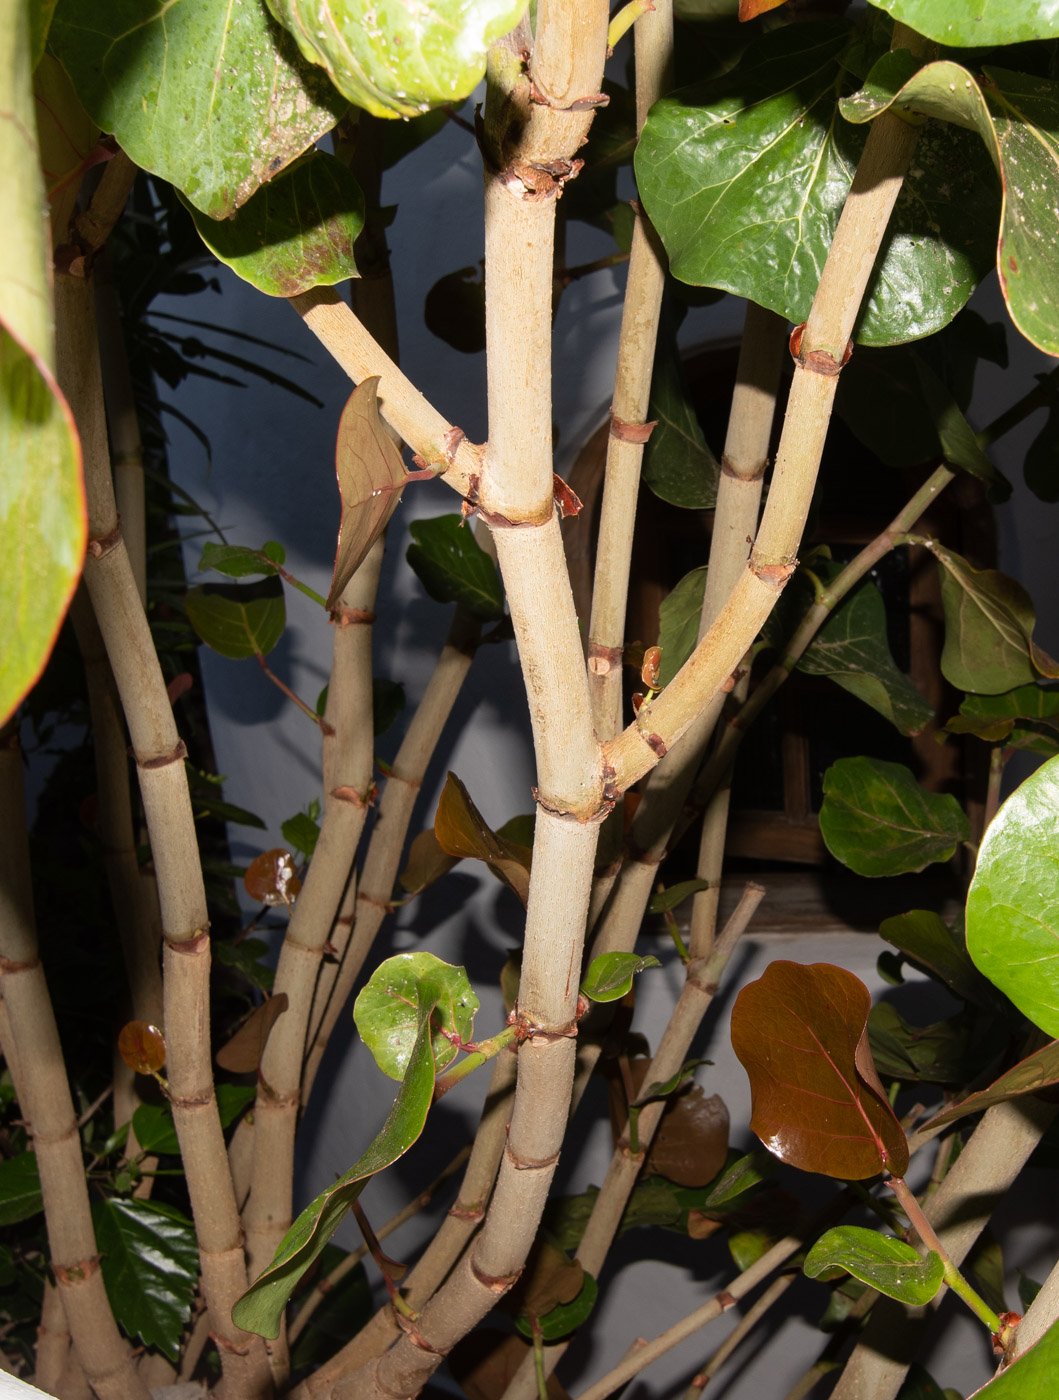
[96,260,147,605]
[0,735,148,1400]
[55,271,272,1397]
[603,109,922,796]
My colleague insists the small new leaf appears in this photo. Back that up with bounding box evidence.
[804,1226,944,1307]
[581,953,661,1003]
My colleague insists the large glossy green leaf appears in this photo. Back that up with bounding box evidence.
[635,22,998,347]
[184,153,364,296]
[642,322,719,510]
[804,1226,944,1306]
[657,567,708,688]
[1,8,85,728]
[731,960,909,1179]
[870,1,1059,47]
[407,515,505,621]
[0,1152,42,1226]
[185,576,286,660]
[819,757,970,876]
[926,1039,1059,1129]
[929,544,1059,694]
[965,1316,1059,1398]
[879,909,995,1007]
[51,0,346,219]
[232,996,440,1338]
[798,579,934,736]
[841,52,1059,354]
[354,952,479,1081]
[93,1198,198,1362]
[0,331,85,728]
[265,0,528,119]
[327,377,407,611]
[967,754,1059,1037]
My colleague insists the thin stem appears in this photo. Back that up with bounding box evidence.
[983,745,1006,835]
[256,652,335,733]
[683,1273,796,1400]
[885,1176,1002,1334]
[433,1026,520,1101]
[607,0,655,51]
[555,250,630,289]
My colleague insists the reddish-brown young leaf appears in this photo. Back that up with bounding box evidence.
[505,1241,584,1320]
[399,828,460,896]
[326,377,408,611]
[739,0,791,18]
[641,646,662,690]
[646,1087,729,1188]
[215,994,289,1074]
[244,848,301,906]
[117,1022,166,1075]
[731,961,909,1179]
[434,773,531,906]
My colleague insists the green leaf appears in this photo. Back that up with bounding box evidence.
[373,676,406,736]
[407,515,505,622]
[214,936,276,992]
[869,0,1059,47]
[185,576,286,660]
[199,541,284,579]
[0,1152,43,1226]
[819,757,970,877]
[354,952,479,1081]
[967,754,1059,1037]
[232,995,440,1338]
[2,6,51,366]
[949,684,1059,753]
[868,1003,1000,1085]
[281,811,321,859]
[805,1226,944,1307]
[327,377,407,610]
[580,953,662,1003]
[657,567,708,688]
[133,1083,256,1157]
[798,579,934,736]
[0,331,85,728]
[731,960,909,1179]
[264,0,529,119]
[636,22,998,347]
[879,909,996,1007]
[703,1149,773,1208]
[930,544,1059,694]
[514,1272,598,1342]
[93,1198,198,1362]
[963,1316,1059,1397]
[642,316,719,510]
[840,53,1059,354]
[183,152,364,296]
[648,879,712,914]
[424,265,486,354]
[51,0,347,219]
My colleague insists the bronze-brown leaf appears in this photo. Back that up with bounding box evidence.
[216,994,289,1074]
[434,773,532,907]
[244,848,301,906]
[326,377,408,611]
[117,1021,166,1075]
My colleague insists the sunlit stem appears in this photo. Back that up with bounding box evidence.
[885,1175,1003,1334]
[432,1025,519,1101]
[661,901,690,963]
[607,0,655,51]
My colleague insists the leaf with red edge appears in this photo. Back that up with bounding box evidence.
[434,774,532,906]
[739,0,790,17]
[327,377,407,611]
[731,961,909,1180]
[118,1022,166,1075]
[215,994,289,1073]
[244,849,302,906]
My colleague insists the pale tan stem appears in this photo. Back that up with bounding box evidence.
[71,150,137,257]
[684,1273,796,1400]
[1013,1255,1059,1358]
[301,608,481,1103]
[96,261,147,605]
[289,288,482,495]
[503,886,762,1400]
[604,110,922,795]
[33,1280,70,1395]
[245,547,382,1288]
[0,739,147,1400]
[829,1097,1056,1400]
[54,271,271,1396]
[587,0,672,736]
